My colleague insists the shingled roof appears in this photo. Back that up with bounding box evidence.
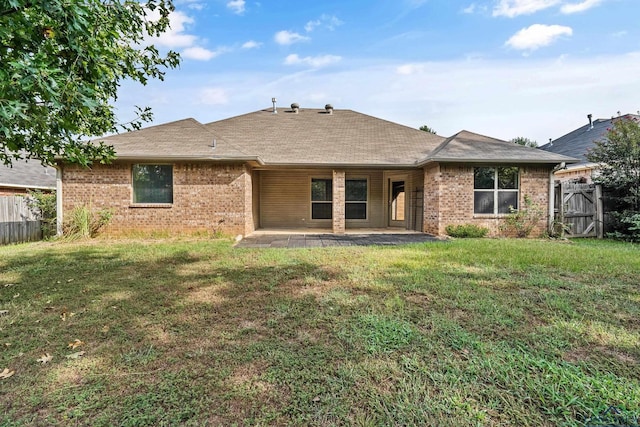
[0,158,56,191]
[539,114,640,164]
[204,107,445,167]
[98,106,576,167]
[94,118,259,162]
[422,130,577,165]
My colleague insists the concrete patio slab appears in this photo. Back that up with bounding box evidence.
[235,232,441,249]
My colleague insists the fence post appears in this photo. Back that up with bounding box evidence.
[595,184,604,239]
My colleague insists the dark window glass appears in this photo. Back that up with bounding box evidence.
[474,168,495,189]
[498,167,519,189]
[346,180,367,201]
[474,191,494,214]
[346,203,367,220]
[498,192,518,214]
[311,179,332,201]
[133,164,173,204]
[312,202,332,219]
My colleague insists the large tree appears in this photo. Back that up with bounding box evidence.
[419,125,437,134]
[0,0,180,166]
[587,116,640,240]
[510,137,538,148]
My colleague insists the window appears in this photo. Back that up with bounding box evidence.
[311,178,332,219]
[132,164,173,204]
[346,179,367,220]
[474,167,518,214]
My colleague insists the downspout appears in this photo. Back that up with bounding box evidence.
[55,165,63,236]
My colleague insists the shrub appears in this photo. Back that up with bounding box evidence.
[500,195,544,238]
[64,205,112,239]
[25,190,57,239]
[445,224,489,238]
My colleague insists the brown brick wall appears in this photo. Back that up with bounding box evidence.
[61,162,252,237]
[332,170,346,234]
[423,164,552,237]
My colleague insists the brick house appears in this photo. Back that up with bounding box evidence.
[58,104,575,237]
[539,113,640,183]
[0,158,56,196]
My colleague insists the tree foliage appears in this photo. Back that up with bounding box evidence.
[0,0,180,166]
[587,116,640,240]
[510,137,538,148]
[419,125,437,134]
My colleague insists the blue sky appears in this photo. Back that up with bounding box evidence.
[118,0,640,144]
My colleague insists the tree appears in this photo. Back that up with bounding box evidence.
[0,0,180,166]
[587,116,640,241]
[419,125,437,134]
[510,137,538,148]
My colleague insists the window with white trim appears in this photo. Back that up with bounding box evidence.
[474,167,519,214]
[132,164,173,204]
[311,178,332,219]
[345,179,367,220]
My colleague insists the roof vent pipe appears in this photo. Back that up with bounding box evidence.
[587,114,593,130]
[549,138,553,147]
[325,104,333,114]
[272,97,277,114]
[291,103,299,114]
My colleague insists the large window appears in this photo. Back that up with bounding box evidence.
[474,167,518,214]
[311,178,332,219]
[132,164,173,204]
[346,179,367,220]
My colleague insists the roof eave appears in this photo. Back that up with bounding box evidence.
[416,157,580,167]
[110,155,265,165]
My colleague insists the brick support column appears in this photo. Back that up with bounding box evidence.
[332,170,345,234]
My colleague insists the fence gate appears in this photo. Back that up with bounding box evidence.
[554,182,603,238]
[0,196,42,245]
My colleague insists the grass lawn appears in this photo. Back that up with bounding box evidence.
[0,237,639,426]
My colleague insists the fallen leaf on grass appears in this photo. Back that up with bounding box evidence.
[68,339,84,349]
[0,310,8,316]
[101,325,110,333]
[66,351,85,359]
[4,343,10,347]
[12,293,19,299]
[37,353,53,364]
[0,368,15,379]
[4,283,15,288]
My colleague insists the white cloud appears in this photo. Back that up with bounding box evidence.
[396,63,425,75]
[147,10,197,48]
[611,30,628,38]
[462,3,477,13]
[274,30,310,45]
[493,0,561,17]
[560,0,603,14]
[182,46,222,61]
[227,0,246,15]
[198,87,229,105]
[284,54,342,68]
[506,24,573,51]
[305,14,344,32]
[242,40,262,49]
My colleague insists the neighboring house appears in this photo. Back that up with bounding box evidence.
[0,158,56,195]
[539,113,640,182]
[58,104,575,237]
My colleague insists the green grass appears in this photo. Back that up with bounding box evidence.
[0,237,639,426]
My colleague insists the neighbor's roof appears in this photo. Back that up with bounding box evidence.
[539,114,640,164]
[0,158,56,190]
[98,107,576,167]
[204,107,445,167]
[421,130,578,165]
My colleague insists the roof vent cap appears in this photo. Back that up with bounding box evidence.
[291,103,299,113]
[325,104,333,114]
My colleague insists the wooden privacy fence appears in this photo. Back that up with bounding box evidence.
[0,196,42,245]
[554,182,603,238]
